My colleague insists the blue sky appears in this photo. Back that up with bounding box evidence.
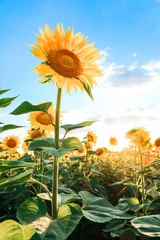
[1,0,160,149]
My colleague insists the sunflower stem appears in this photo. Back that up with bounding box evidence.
[139,146,146,215]
[52,87,62,220]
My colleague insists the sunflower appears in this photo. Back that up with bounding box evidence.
[85,131,97,145]
[84,142,93,151]
[126,127,150,147]
[96,147,108,158]
[28,104,56,131]
[30,24,102,93]
[154,137,160,147]
[109,137,118,146]
[2,136,20,154]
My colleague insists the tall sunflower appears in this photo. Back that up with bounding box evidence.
[28,104,56,131]
[126,127,150,147]
[30,24,102,93]
[109,137,118,146]
[2,136,20,154]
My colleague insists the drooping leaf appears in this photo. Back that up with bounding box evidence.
[131,215,160,237]
[43,220,66,240]
[79,191,132,223]
[104,219,127,232]
[40,147,59,157]
[0,169,33,189]
[61,121,95,132]
[0,161,35,172]
[17,197,47,224]
[0,124,24,133]
[10,101,52,115]
[81,82,94,100]
[28,139,52,151]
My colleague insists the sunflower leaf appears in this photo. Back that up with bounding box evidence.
[0,89,11,95]
[10,101,52,115]
[0,96,18,108]
[0,124,24,133]
[82,82,94,101]
[61,121,95,132]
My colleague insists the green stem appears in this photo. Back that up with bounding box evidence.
[139,147,145,215]
[28,178,52,199]
[52,87,62,220]
[39,150,44,193]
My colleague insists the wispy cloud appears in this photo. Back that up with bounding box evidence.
[132,52,137,57]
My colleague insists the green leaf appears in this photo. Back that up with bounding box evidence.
[61,121,95,132]
[10,101,52,115]
[28,217,51,235]
[0,89,11,95]
[28,139,52,151]
[0,169,33,189]
[0,220,36,240]
[0,124,24,133]
[43,220,66,240]
[131,215,160,237]
[81,82,94,100]
[17,197,47,224]
[62,137,83,150]
[0,161,35,173]
[57,203,83,238]
[79,191,132,223]
[41,147,59,157]
[0,96,18,108]
[104,219,127,232]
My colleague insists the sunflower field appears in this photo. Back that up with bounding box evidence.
[0,23,160,240]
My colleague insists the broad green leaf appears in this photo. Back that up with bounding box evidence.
[40,147,59,157]
[62,137,83,150]
[104,219,127,232]
[28,139,52,151]
[79,191,132,223]
[17,197,47,224]
[10,101,52,115]
[0,96,18,108]
[0,89,11,95]
[0,124,24,133]
[57,203,83,238]
[61,121,95,132]
[58,193,80,207]
[131,215,160,237]
[43,220,66,240]
[0,161,35,172]
[0,169,33,189]
[0,220,36,240]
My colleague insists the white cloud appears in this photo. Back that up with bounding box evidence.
[132,53,137,57]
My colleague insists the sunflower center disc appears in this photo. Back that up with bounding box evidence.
[31,130,42,138]
[48,49,83,77]
[7,139,17,148]
[36,113,52,125]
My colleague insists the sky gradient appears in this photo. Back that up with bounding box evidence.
[1,0,160,150]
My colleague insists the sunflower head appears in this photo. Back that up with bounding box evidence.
[30,24,102,93]
[109,137,118,146]
[85,131,97,145]
[126,127,150,147]
[2,136,20,154]
[154,137,160,147]
[28,104,57,132]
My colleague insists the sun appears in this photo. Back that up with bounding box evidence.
[30,24,102,93]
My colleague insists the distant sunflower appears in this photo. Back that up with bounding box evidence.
[154,137,160,147]
[84,142,93,151]
[109,137,118,146]
[28,104,56,131]
[96,147,108,158]
[126,127,150,147]
[30,24,102,93]
[86,131,97,145]
[2,136,20,154]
